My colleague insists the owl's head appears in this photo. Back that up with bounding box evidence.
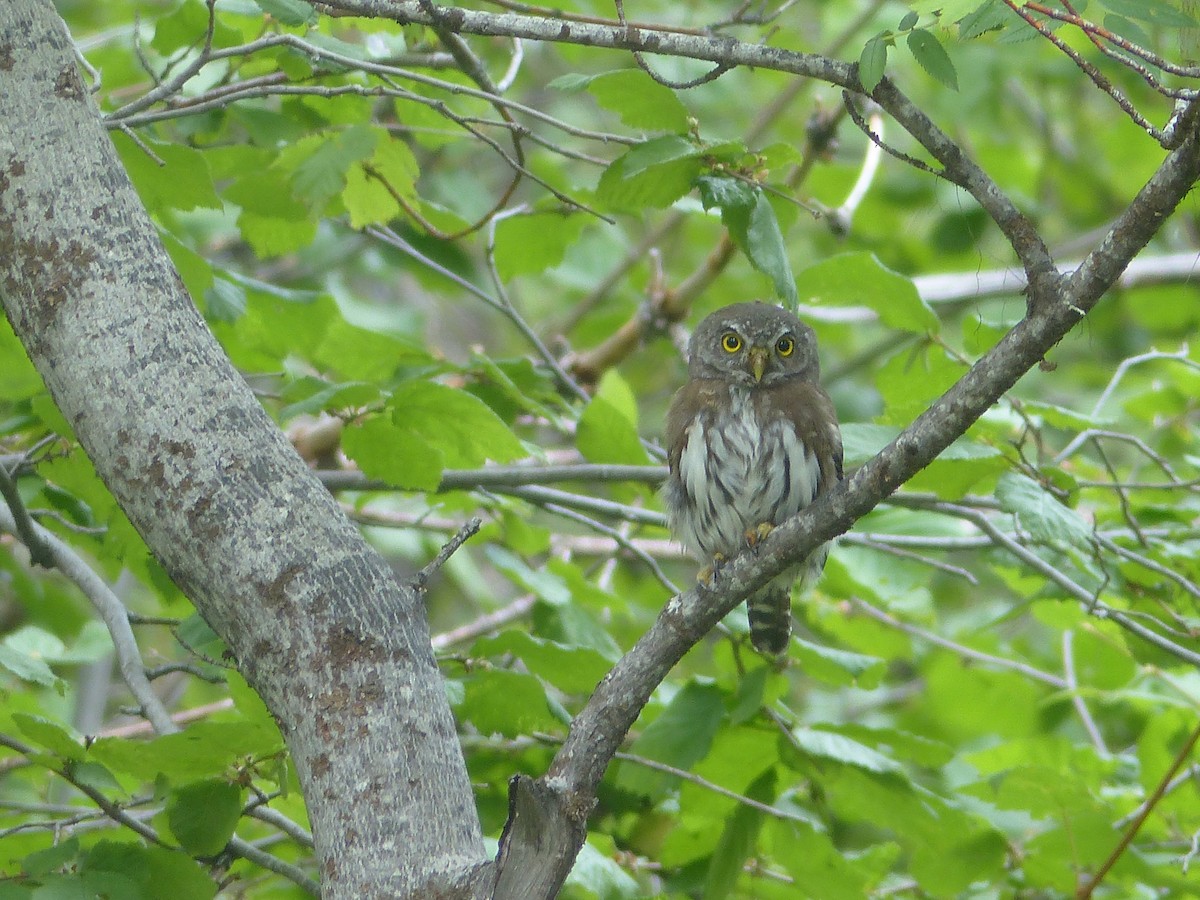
[687,302,819,387]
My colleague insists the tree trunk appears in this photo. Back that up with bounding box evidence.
[0,2,490,895]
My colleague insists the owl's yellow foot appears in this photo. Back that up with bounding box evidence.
[745,522,774,551]
[697,552,727,588]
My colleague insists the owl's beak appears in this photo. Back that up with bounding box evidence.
[748,346,768,382]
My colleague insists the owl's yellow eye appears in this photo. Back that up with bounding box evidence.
[721,333,742,353]
[776,336,795,357]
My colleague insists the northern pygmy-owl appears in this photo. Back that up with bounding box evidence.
[665,302,843,656]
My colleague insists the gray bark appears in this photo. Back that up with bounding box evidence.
[0,2,489,896]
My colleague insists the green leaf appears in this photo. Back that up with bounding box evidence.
[1099,0,1196,27]
[13,714,83,760]
[796,252,937,333]
[166,779,244,856]
[343,132,420,229]
[494,212,589,280]
[473,631,614,695]
[460,669,563,736]
[0,641,61,689]
[577,370,650,464]
[791,637,885,688]
[203,279,247,324]
[114,138,222,213]
[279,378,381,420]
[704,770,771,899]
[596,136,703,212]
[563,836,641,900]
[959,0,1011,39]
[858,35,888,93]
[875,343,965,425]
[581,69,691,133]
[699,178,797,307]
[276,126,377,211]
[615,680,725,799]
[67,761,123,796]
[738,192,797,307]
[390,380,526,469]
[253,0,317,26]
[22,837,81,875]
[342,413,443,490]
[907,29,959,90]
[905,438,1005,498]
[899,11,920,30]
[88,721,284,781]
[789,726,902,774]
[1020,399,1112,430]
[995,472,1092,549]
[84,842,217,900]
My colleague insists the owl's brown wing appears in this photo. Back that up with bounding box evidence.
[762,380,843,494]
[664,378,724,474]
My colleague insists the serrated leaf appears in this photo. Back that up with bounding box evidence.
[0,634,61,689]
[254,0,317,26]
[88,721,284,781]
[342,413,442,490]
[166,779,244,856]
[907,28,959,90]
[995,472,1092,549]
[858,35,888,93]
[705,771,771,900]
[577,370,649,464]
[584,69,690,133]
[792,637,885,688]
[596,136,703,212]
[343,133,420,229]
[276,126,377,211]
[791,727,902,774]
[1020,400,1112,431]
[114,138,222,213]
[616,680,725,799]
[899,11,920,30]
[1099,0,1196,27]
[796,253,937,333]
[13,713,83,760]
[875,344,965,425]
[204,279,247,324]
[716,185,797,308]
[389,380,526,469]
[473,631,613,694]
[279,378,380,420]
[460,669,562,736]
[960,0,1011,39]
[494,212,588,279]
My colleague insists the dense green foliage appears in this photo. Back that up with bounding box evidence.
[2,0,1200,896]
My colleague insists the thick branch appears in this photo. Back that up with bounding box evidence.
[0,4,489,897]
[493,97,1200,896]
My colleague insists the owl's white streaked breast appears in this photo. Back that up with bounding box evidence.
[671,384,820,560]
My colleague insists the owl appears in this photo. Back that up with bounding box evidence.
[664,302,843,656]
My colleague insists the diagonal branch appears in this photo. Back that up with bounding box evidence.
[490,95,1200,896]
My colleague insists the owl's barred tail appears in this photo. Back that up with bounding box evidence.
[747,587,791,656]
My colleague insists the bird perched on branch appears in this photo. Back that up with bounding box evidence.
[664,302,843,656]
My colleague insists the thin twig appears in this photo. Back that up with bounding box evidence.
[1077,722,1200,898]
[852,598,1067,689]
[1062,630,1108,756]
[413,517,483,591]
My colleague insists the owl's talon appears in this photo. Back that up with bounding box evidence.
[745,523,774,551]
[697,552,727,588]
